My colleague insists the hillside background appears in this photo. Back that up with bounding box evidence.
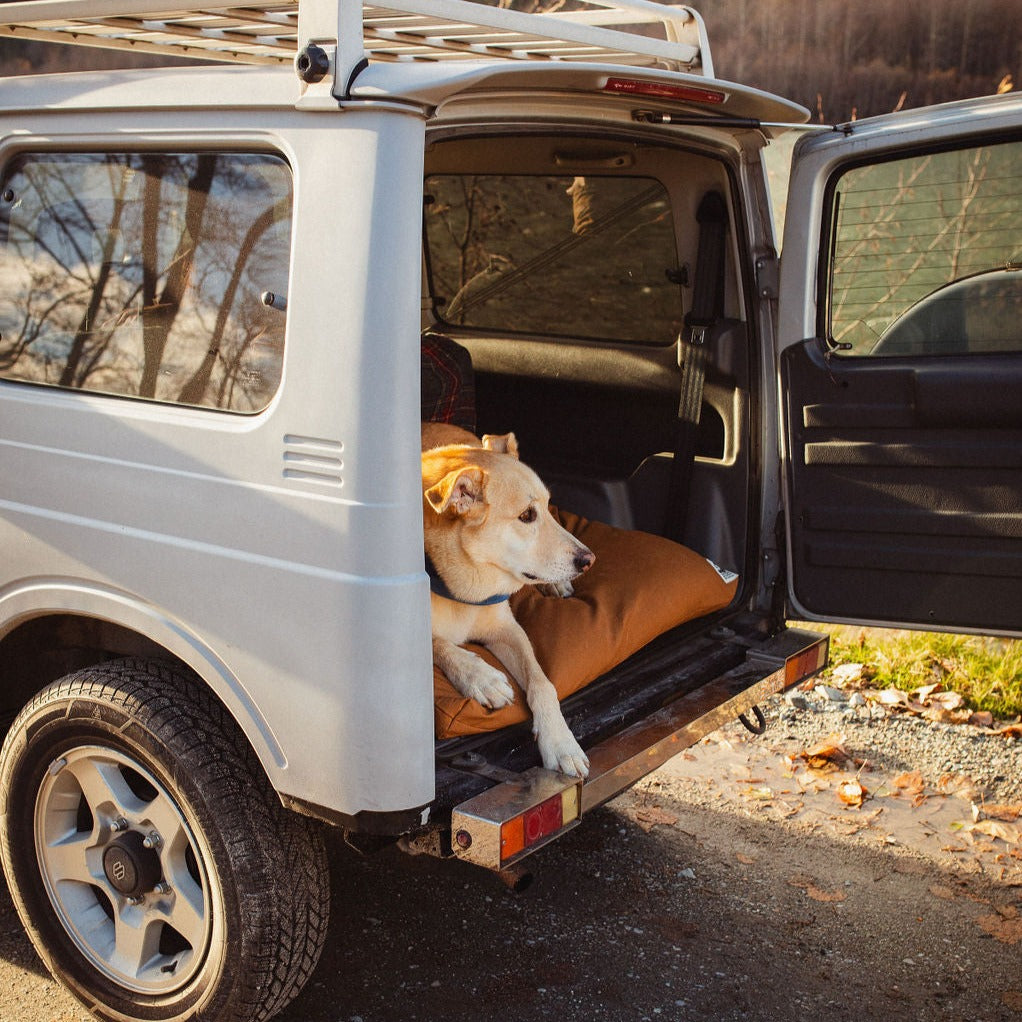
[702,0,1018,120]
[0,0,1017,120]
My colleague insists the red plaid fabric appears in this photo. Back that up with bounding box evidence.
[420,332,476,432]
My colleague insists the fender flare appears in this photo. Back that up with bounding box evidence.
[0,577,286,774]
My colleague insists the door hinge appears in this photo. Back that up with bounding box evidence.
[755,253,779,300]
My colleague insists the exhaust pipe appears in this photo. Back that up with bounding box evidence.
[497,862,534,893]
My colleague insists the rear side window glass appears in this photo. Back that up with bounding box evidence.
[0,152,291,411]
[424,174,683,345]
[827,139,1021,357]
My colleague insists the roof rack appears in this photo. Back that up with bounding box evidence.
[0,0,712,94]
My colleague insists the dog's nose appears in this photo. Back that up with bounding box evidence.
[575,549,595,574]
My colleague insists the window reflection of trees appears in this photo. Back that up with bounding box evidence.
[0,152,291,412]
[829,142,1021,356]
[424,174,683,345]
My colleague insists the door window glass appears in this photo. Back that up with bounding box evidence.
[827,139,1021,356]
[424,174,683,345]
[0,152,291,411]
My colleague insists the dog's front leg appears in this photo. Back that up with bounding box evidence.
[433,637,516,710]
[486,625,590,779]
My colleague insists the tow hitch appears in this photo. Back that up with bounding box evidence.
[738,704,768,734]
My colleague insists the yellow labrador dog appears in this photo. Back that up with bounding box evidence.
[422,423,594,778]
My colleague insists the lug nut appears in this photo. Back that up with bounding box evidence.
[110,816,129,832]
[143,831,162,850]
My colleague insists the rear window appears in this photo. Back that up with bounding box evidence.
[424,174,683,345]
[0,151,292,412]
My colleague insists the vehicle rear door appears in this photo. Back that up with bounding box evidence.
[777,93,1022,635]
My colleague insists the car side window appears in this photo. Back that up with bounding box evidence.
[423,174,683,345]
[826,138,1021,357]
[0,151,292,412]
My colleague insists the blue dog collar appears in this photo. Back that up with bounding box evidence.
[425,554,512,606]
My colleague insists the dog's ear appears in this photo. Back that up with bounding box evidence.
[481,432,519,459]
[425,466,486,516]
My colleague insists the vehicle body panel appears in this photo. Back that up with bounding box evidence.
[0,101,435,816]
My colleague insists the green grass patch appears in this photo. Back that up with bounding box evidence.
[804,625,1022,720]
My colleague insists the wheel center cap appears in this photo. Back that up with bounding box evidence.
[103,831,161,898]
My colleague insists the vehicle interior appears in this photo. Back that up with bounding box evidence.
[419,130,767,768]
[421,131,752,574]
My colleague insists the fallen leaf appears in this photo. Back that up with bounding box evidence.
[977,912,1022,944]
[969,711,995,728]
[735,852,756,865]
[837,780,868,807]
[892,771,926,795]
[876,688,910,706]
[831,663,867,686]
[924,705,973,725]
[928,690,965,711]
[928,884,958,901]
[1001,990,1022,1012]
[963,819,1021,844]
[632,806,678,832]
[806,883,847,903]
[800,736,850,771]
[787,876,847,903]
[936,773,981,800]
[983,804,1022,822]
[992,722,1022,739]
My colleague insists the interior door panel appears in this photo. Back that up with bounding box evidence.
[782,341,1022,632]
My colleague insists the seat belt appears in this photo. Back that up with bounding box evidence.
[663,191,728,542]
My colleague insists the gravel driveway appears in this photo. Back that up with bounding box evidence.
[1,691,1018,1022]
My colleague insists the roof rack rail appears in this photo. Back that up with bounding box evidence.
[0,0,712,94]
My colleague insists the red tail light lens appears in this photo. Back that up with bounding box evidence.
[500,787,579,864]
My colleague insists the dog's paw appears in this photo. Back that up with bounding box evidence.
[534,580,574,599]
[536,727,590,779]
[460,662,516,710]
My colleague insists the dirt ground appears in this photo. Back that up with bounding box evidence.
[1,725,1019,1022]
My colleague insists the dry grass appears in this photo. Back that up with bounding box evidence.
[805,625,1022,720]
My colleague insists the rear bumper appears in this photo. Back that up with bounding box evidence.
[286,627,827,851]
[448,628,827,870]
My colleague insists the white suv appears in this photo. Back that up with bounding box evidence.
[0,3,1018,1020]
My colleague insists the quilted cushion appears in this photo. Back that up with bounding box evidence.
[433,510,739,738]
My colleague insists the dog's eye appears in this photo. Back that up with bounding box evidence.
[519,506,538,524]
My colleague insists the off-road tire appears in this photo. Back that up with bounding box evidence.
[0,658,329,1022]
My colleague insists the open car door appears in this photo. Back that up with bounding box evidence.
[777,93,1022,636]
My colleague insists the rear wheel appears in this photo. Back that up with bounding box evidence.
[0,658,329,1022]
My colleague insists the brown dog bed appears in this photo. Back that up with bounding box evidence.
[433,510,738,738]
